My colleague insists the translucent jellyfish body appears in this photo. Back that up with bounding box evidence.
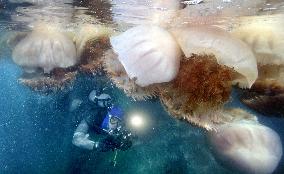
[12,24,77,74]
[110,25,181,87]
[12,23,113,93]
[103,49,159,100]
[209,119,282,174]
[232,15,284,66]
[232,15,284,116]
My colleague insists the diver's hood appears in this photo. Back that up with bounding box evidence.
[89,90,111,103]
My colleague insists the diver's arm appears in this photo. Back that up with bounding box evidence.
[72,119,95,150]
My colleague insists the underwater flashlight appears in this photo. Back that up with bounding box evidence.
[130,114,144,128]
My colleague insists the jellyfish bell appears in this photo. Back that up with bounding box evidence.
[103,49,159,100]
[110,25,182,87]
[170,26,258,88]
[106,25,182,100]
[208,119,283,174]
[10,22,114,93]
[232,14,284,66]
[9,23,78,93]
[232,15,284,90]
[232,15,284,116]
[12,23,77,74]
[151,0,185,10]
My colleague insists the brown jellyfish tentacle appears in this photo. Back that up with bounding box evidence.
[19,68,78,94]
[78,36,111,75]
[103,49,159,100]
[159,54,239,130]
[242,92,284,117]
[74,24,114,75]
[241,65,284,117]
[74,24,114,58]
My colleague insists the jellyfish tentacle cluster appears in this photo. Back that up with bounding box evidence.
[159,55,235,130]
[75,24,114,75]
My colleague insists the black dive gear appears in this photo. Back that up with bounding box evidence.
[96,127,134,152]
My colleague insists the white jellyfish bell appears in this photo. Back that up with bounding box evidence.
[12,23,77,74]
[208,120,283,174]
[110,25,182,87]
[170,26,258,88]
[232,14,284,66]
[232,14,284,116]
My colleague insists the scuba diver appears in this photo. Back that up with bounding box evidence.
[72,89,133,152]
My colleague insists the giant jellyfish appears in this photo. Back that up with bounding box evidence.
[105,25,181,100]
[11,23,113,93]
[208,110,282,174]
[232,15,284,117]
[160,26,258,130]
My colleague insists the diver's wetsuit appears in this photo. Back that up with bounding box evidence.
[84,105,108,134]
[72,99,110,150]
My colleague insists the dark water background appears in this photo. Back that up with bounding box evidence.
[0,0,284,174]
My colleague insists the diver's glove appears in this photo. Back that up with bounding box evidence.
[112,129,133,151]
[95,130,133,152]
